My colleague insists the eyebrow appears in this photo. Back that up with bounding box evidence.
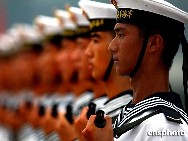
[114,26,126,33]
[91,33,100,38]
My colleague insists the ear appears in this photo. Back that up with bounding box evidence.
[147,34,164,53]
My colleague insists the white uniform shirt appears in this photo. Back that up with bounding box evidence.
[72,91,93,116]
[91,95,108,111]
[46,131,60,141]
[0,125,13,141]
[101,90,133,121]
[17,124,37,141]
[113,92,188,141]
[115,110,188,141]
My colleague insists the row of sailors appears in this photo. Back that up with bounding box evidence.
[0,92,86,141]
[1,0,188,140]
[0,82,132,141]
[0,2,133,141]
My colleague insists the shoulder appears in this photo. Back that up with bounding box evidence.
[140,111,188,132]
[115,111,188,141]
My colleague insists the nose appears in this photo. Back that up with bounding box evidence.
[108,37,117,54]
[55,50,64,68]
[70,48,80,63]
[85,42,93,59]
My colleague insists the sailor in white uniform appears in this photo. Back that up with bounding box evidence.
[82,0,188,141]
[113,92,188,141]
[78,0,133,122]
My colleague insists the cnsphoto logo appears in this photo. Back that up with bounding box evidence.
[147,129,185,138]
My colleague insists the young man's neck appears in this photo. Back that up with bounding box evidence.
[105,70,132,99]
[131,66,169,104]
[92,80,106,99]
[70,80,93,97]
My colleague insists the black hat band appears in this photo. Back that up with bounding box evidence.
[116,8,182,28]
[89,19,116,32]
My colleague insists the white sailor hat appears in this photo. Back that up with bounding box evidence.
[54,9,77,37]
[78,0,117,32]
[33,15,63,48]
[9,23,42,44]
[68,6,90,27]
[111,0,188,25]
[68,6,91,37]
[79,0,116,19]
[33,15,62,36]
[7,23,43,53]
[0,33,19,57]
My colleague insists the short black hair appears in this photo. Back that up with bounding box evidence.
[137,23,182,70]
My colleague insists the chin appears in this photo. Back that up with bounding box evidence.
[92,75,100,81]
[116,68,127,76]
[92,73,103,81]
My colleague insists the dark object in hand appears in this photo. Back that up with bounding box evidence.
[51,103,58,118]
[38,104,45,117]
[94,110,106,128]
[87,102,96,119]
[65,104,74,124]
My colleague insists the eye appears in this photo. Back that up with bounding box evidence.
[80,45,86,50]
[92,37,99,43]
[117,32,125,38]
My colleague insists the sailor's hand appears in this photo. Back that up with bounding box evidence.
[74,107,89,141]
[82,115,114,141]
